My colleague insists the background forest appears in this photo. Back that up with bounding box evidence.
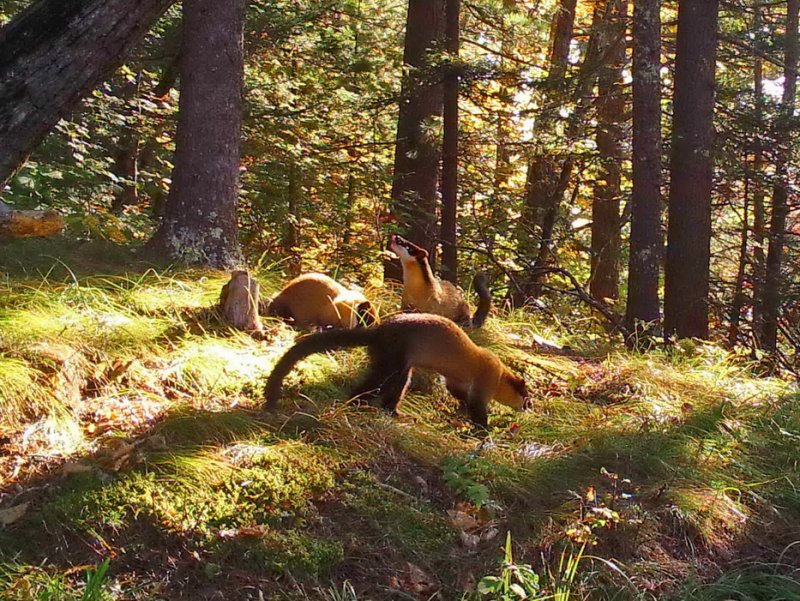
[1,0,800,599]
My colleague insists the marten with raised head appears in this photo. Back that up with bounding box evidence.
[267,273,379,329]
[388,234,491,327]
[264,313,529,427]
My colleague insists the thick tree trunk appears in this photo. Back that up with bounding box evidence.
[663,0,719,340]
[590,0,627,303]
[148,0,246,269]
[0,0,174,188]
[760,0,799,352]
[440,0,460,283]
[387,0,445,279]
[625,0,662,337]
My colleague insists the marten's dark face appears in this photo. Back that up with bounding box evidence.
[388,234,428,263]
[501,373,531,411]
[511,375,532,410]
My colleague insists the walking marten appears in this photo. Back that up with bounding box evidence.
[264,313,529,427]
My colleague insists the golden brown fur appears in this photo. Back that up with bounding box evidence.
[388,234,490,327]
[264,313,528,427]
[267,272,379,329]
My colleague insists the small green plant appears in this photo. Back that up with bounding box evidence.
[320,580,359,601]
[81,559,111,601]
[474,533,585,601]
[476,532,543,600]
[442,455,492,509]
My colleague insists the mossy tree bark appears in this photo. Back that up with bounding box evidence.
[147,0,246,269]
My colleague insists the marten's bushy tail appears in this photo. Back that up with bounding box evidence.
[471,273,492,328]
[264,328,376,409]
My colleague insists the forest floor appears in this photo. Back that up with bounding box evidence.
[1,238,800,601]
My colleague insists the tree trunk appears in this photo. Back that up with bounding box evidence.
[0,0,174,188]
[110,76,141,214]
[590,0,627,303]
[283,162,301,275]
[750,4,766,333]
[760,0,799,352]
[663,0,719,340]
[625,0,662,337]
[440,0,460,283]
[512,0,577,305]
[387,0,445,280]
[728,171,750,347]
[490,0,519,248]
[147,0,246,269]
[517,0,607,303]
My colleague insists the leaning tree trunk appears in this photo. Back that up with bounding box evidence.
[589,0,627,303]
[439,0,460,284]
[663,0,719,340]
[387,0,445,279]
[625,0,662,338]
[760,0,799,353]
[0,0,174,187]
[147,0,246,269]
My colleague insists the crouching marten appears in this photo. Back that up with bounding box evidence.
[264,313,529,427]
[267,272,379,329]
[388,234,491,327]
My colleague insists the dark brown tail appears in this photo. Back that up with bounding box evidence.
[264,328,377,409]
[471,273,491,328]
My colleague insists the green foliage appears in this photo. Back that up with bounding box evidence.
[442,454,493,509]
[473,533,584,601]
[0,560,113,601]
[475,533,544,600]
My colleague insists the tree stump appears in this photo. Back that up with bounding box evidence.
[0,201,64,237]
[219,270,262,333]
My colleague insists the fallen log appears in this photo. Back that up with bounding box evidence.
[0,200,64,237]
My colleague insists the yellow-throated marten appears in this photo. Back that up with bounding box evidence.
[265,313,529,427]
[388,234,491,327]
[267,273,379,329]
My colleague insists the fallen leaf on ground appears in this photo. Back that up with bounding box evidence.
[447,509,479,530]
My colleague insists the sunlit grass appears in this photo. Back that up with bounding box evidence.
[1,240,800,598]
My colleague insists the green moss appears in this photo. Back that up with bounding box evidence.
[341,472,455,561]
[44,442,341,538]
[214,529,344,579]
